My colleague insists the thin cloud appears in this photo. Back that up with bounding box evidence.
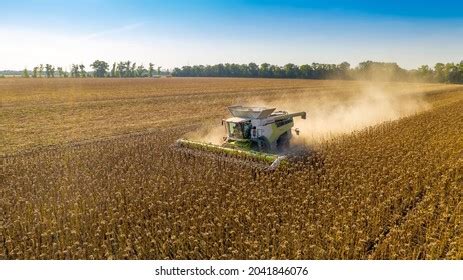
[82,23,144,40]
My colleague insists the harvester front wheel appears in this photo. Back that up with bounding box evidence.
[277,131,291,152]
[252,137,270,152]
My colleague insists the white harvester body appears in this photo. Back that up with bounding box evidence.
[223,106,306,152]
[176,105,307,170]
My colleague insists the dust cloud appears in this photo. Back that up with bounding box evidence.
[277,84,430,145]
[187,83,430,146]
[185,124,226,145]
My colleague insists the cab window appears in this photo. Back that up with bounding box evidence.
[228,121,251,139]
[228,122,243,139]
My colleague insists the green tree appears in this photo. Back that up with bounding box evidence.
[148,63,154,77]
[111,62,116,77]
[284,63,299,78]
[22,68,30,78]
[79,64,86,77]
[269,65,283,78]
[446,62,463,84]
[38,64,44,78]
[434,63,445,83]
[248,63,258,77]
[71,64,79,78]
[338,62,351,79]
[137,64,147,77]
[416,65,433,82]
[57,67,64,78]
[299,64,313,78]
[116,62,125,77]
[32,67,38,78]
[169,61,463,84]
[258,63,270,77]
[45,64,53,78]
[130,62,137,77]
[125,61,131,77]
[90,60,109,77]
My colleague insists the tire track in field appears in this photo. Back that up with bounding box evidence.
[365,187,427,258]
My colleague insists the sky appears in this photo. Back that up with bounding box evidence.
[1,0,463,70]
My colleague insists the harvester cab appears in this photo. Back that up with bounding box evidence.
[176,106,307,170]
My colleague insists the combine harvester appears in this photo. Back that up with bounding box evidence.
[176,106,307,170]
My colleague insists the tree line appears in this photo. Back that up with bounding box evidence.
[11,60,463,84]
[20,60,165,78]
[172,61,463,84]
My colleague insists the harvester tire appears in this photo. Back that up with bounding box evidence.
[255,137,271,152]
[277,131,291,152]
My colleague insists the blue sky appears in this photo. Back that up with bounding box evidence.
[1,0,463,70]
